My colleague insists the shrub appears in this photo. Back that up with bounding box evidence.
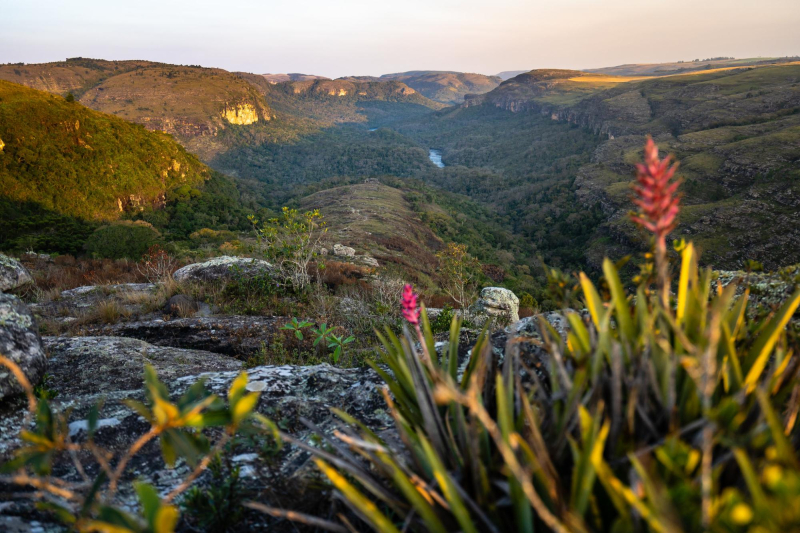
[84,221,160,260]
[136,244,177,282]
[430,305,455,334]
[250,207,327,292]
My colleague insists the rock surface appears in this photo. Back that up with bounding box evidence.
[0,293,46,400]
[172,256,273,283]
[84,316,284,358]
[473,287,520,323]
[0,254,33,293]
[0,337,389,530]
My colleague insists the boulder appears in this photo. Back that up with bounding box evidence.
[333,244,356,258]
[357,255,380,268]
[172,256,273,284]
[0,293,46,400]
[162,294,199,317]
[0,254,33,293]
[473,287,520,323]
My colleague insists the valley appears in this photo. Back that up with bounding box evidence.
[3,56,800,291]
[2,18,800,530]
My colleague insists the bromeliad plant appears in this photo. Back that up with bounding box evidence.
[0,358,279,533]
[299,139,800,532]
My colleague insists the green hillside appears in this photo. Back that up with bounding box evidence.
[0,80,251,254]
[0,79,211,220]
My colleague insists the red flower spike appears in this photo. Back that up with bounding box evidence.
[401,284,420,325]
[630,138,681,249]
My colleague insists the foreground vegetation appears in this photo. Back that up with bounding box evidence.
[5,139,800,532]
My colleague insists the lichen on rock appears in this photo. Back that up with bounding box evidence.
[0,254,33,292]
[0,293,46,400]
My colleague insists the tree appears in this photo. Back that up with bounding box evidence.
[436,242,480,312]
[249,207,327,292]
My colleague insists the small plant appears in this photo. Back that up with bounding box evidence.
[327,333,355,364]
[436,242,480,312]
[311,322,334,350]
[182,455,245,533]
[430,305,455,334]
[281,317,312,340]
[33,373,57,400]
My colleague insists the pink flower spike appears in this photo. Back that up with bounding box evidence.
[401,284,420,325]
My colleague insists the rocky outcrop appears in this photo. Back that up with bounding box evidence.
[0,341,388,528]
[0,294,46,400]
[472,287,520,323]
[172,256,273,284]
[333,244,356,258]
[0,254,33,292]
[83,316,283,358]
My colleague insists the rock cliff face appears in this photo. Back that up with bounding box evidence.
[221,103,261,125]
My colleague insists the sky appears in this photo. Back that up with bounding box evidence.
[1,0,799,78]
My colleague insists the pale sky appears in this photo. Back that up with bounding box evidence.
[1,0,799,78]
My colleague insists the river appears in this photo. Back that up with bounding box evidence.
[428,149,445,168]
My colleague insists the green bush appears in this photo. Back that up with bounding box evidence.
[84,221,160,260]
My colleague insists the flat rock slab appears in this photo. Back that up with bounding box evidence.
[83,316,284,358]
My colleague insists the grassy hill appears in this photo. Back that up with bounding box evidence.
[296,180,542,294]
[584,56,800,77]
[379,71,502,105]
[78,66,275,160]
[464,69,646,109]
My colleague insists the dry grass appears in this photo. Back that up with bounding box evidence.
[96,300,129,324]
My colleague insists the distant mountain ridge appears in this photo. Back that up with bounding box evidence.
[260,73,329,83]
[377,71,501,105]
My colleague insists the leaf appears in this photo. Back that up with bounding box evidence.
[744,288,800,391]
[232,392,260,426]
[228,372,248,406]
[135,482,161,527]
[676,243,696,324]
[579,272,605,328]
[154,505,179,533]
[603,258,634,341]
[315,458,401,533]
